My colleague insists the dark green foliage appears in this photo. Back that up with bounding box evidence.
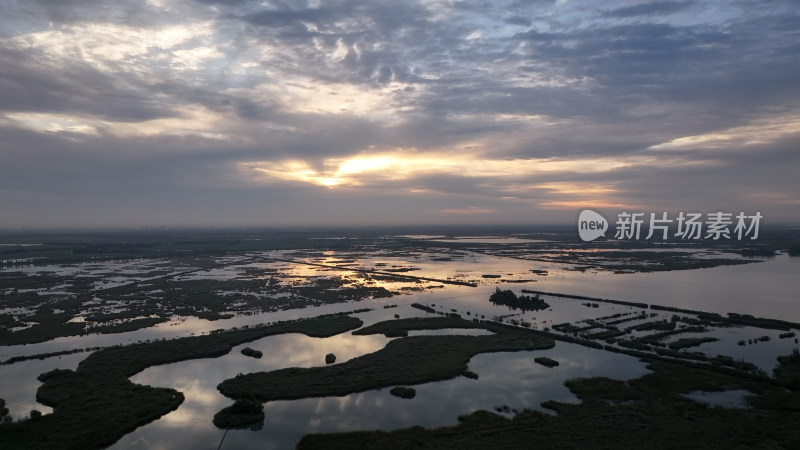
[585,328,627,340]
[0,314,18,329]
[0,322,86,346]
[213,399,264,430]
[85,310,157,323]
[86,317,169,335]
[631,320,676,332]
[552,322,582,333]
[325,353,336,364]
[489,288,549,311]
[37,368,73,383]
[640,326,707,343]
[726,313,795,331]
[670,315,706,326]
[463,370,479,380]
[0,313,168,346]
[2,348,89,365]
[617,340,652,351]
[534,356,559,368]
[668,337,718,350]
[411,303,436,314]
[606,313,648,326]
[390,387,416,399]
[774,349,800,390]
[241,347,263,359]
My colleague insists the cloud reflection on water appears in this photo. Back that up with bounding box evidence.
[115,337,649,450]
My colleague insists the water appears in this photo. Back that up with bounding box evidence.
[0,352,85,419]
[537,254,800,320]
[111,339,649,450]
[2,247,799,448]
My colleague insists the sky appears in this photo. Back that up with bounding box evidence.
[0,0,798,229]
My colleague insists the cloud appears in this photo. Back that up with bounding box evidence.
[0,0,798,227]
[602,1,695,18]
[441,207,495,215]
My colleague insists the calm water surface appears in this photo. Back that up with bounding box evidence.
[112,339,649,450]
[2,251,799,448]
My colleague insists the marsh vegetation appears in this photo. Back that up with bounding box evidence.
[0,315,361,449]
[1,228,799,449]
[298,357,800,449]
[217,320,554,403]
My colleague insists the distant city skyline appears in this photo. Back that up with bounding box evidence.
[1,1,798,228]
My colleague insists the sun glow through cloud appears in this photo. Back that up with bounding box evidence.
[243,153,644,190]
[4,105,237,141]
[648,114,800,151]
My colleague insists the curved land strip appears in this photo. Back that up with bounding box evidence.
[0,316,171,346]
[0,315,362,450]
[353,316,486,337]
[217,320,554,402]
[297,358,800,449]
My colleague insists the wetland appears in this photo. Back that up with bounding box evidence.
[0,226,799,449]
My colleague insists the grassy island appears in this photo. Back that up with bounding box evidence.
[489,288,550,311]
[390,387,416,399]
[213,399,265,430]
[0,315,362,450]
[217,319,554,402]
[353,316,486,337]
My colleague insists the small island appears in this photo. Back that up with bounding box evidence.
[241,347,263,359]
[534,356,559,368]
[213,399,265,430]
[489,288,550,311]
[390,387,416,399]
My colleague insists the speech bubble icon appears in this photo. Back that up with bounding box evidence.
[578,209,608,242]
